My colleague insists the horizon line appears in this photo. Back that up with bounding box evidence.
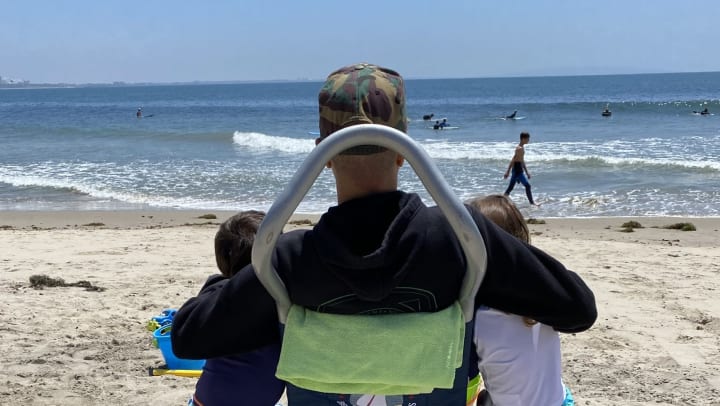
[3,69,719,88]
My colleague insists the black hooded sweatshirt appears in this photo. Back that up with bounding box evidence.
[172,192,596,359]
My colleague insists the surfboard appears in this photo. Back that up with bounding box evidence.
[500,116,526,121]
[418,118,448,123]
[308,131,320,136]
[427,126,460,130]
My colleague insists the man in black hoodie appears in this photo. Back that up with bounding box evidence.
[172,63,596,400]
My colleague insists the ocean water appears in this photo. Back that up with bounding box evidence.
[1,72,719,217]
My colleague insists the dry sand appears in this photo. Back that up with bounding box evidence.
[1,211,719,405]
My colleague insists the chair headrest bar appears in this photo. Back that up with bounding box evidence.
[252,124,487,323]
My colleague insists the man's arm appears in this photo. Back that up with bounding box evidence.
[171,265,280,359]
[503,160,513,178]
[468,207,597,333]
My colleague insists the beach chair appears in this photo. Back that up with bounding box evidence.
[253,124,488,405]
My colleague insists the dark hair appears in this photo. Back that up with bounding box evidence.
[520,132,530,140]
[214,210,265,277]
[468,194,529,243]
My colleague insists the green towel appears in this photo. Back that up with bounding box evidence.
[275,301,465,396]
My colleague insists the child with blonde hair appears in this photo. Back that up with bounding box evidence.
[468,195,574,406]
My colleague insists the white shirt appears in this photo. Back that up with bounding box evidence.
[473,307,566,406]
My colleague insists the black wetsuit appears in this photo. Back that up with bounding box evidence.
[504,161,535,204]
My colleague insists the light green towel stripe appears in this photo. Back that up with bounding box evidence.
[276,302,465,395]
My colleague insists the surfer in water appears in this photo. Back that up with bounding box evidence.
[423,113,434,121]
[136,108,143,118]
[506,110,518,119]
[503,131,538,206]
[432,119,450,130]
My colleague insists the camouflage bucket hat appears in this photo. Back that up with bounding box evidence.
[318,63,407,155]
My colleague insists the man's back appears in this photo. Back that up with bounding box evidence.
[274,191,464,314]
[512,144,525,164]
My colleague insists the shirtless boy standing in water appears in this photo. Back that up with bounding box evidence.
[503,131,538,206]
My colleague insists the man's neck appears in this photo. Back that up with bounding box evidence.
[336,185,398,205]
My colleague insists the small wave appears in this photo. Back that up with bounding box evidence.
[420,141,511,162]
[0,172,89,195]
[0,170,156,203]
[533,154,720,172]
[417,140,720,171]
[0,169,248,210]
[232,131,314,154]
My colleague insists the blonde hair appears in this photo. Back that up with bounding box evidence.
[468,194,536,326]
[467,194,529,243]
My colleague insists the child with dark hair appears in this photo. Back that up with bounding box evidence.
[214,210,265,278]
[187,210,285,406]
[468,195,574,406]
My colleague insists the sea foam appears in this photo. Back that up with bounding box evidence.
[232,131,314,154]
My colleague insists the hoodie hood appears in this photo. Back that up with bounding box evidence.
[313,191,455,302]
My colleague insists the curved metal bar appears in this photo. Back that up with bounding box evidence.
[252,124,487,323]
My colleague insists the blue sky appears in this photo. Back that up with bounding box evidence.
[2,0,718,83]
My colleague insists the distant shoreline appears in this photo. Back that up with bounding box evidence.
[0,79,323,90]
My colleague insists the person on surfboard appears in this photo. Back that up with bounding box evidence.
[505,110,517,119]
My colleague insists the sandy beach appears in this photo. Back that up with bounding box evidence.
[1,211,719,405]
